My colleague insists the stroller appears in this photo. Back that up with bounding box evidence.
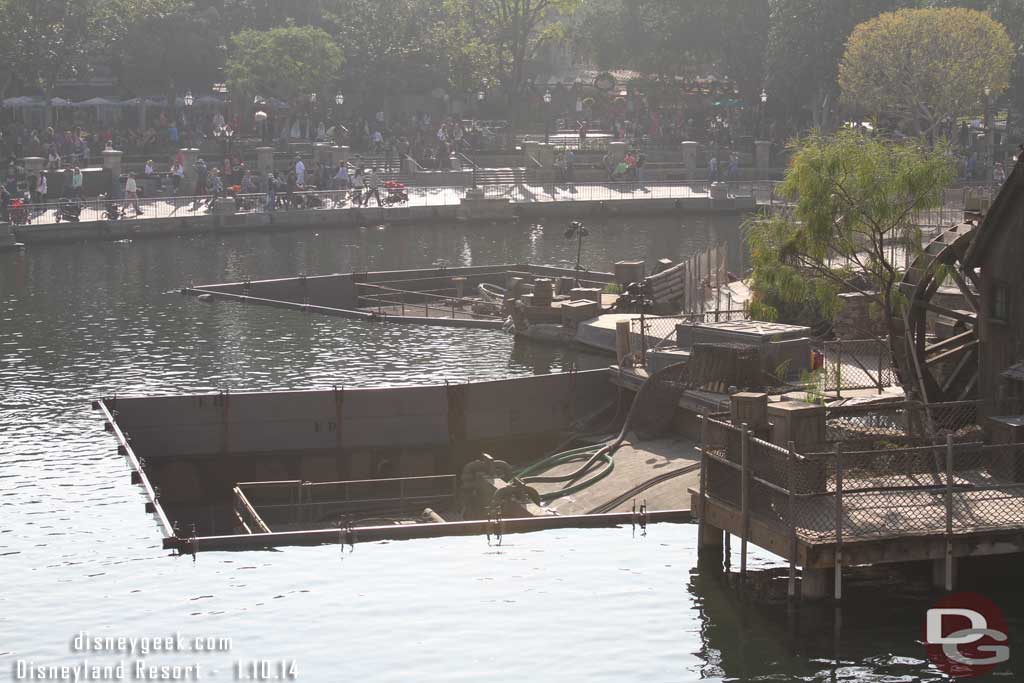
[383,180,409,205]
[55,198,82,222]
[7,198,28,225]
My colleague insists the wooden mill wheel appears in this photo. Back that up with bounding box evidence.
[890,221,981,404]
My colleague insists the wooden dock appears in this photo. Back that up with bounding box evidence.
[694,396,1024,600]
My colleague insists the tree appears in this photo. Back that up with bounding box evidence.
[838,7,1014,135]
[225,26,344,104]
[766,0,899,132]
[745,130,954,343]
[321,0,489,107]
[117,6,223,107]
[445,0,581,122]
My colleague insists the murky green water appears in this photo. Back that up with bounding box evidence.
[1,215,1020,681]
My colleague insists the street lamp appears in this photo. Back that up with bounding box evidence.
[477,90,485,102]
[184,90,194,108]
[254,109,269,144]
[543,89,552,144]
[984,85,993,180]
[759,89,767,138]
[335,93,344,106]
[564,220,589,285]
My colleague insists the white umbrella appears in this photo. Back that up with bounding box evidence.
[75,97,120,107]
[49,97,72,106]
[1,96,42,108]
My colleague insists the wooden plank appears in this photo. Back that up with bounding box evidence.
[915,300,976,324]
[925,339,979,366]
[925,329,977,355]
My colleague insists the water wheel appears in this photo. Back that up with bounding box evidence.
[891,221,981,403]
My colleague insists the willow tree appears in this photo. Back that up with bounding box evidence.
[838,8,1014,136]
[746,130,955,340]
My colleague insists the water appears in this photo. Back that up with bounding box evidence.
[1,214,1020,681]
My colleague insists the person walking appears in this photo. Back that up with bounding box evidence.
[993,161,1007,186]
[70,166,83,199]
[190,158,208,210]
[125,172,142,214]
[364,168,382,207]
[294,156,305,187]
[36,171,47,205]
[334,163,350,191]
[204,168,223,210]
[171,159,184,196]
[264,172,277,212]
[351,167,365,206]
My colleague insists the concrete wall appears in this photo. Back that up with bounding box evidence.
[14,196,757,245]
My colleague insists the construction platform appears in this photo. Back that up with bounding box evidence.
[533,435,701,515]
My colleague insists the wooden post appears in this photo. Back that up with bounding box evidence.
[787,440,797,601]
[834,443,843,601]
[835,340,843,399]
[877,341,885,394]
[615,320,632,367]
[697,415,708,556]
[740,423,750,580]
[945,434,954,592]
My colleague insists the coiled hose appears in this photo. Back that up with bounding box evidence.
[516,363,687,503]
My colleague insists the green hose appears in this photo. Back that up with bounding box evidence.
[514,361,690,505]
[516,445,615,502]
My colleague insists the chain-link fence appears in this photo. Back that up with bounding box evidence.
[699,408,1024,548]
[816,338,897,395]
[629,310,749,361]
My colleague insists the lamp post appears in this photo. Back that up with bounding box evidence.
[254,109,268,144]
[543,89,552,144]
[984,85,993,180]
[183,90,194,145]
[759,89,767,138]
[564,220,589,285]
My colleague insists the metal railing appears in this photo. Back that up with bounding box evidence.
[10,181,785,226]
[234,475,458,531]
[354,282,504,320]
[700,413,1024,546]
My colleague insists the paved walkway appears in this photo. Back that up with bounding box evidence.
[18,181,769,226]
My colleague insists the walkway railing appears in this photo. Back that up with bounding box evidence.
[10,180,783,227]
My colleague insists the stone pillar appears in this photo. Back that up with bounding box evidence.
[451,276,467,299]
[680,141,698,179]
[22,157,45,176]
[331,145,349,168]
[102,149,124,198]
[767,400,825,449]
[179,148,200,189]
[535,143,556,169]
[755,140,772,171]
[255,147,275,178]
[314,142,333,167]
[523,140,540,166]
[608,141,627,165]
[102,148,123,178]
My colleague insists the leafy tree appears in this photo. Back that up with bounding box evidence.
[117,6,223,109]
[225,26,344,104]
[321,0,489,106]
[839,7,1014,135]
[445,0,581,121]
[766,0,899,132]
[745,130,954,341]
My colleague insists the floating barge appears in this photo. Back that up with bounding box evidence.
[181,263,618,330]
